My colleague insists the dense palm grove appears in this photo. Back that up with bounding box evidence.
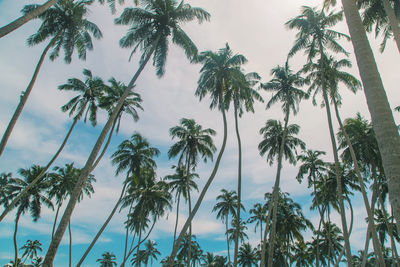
[0,0,399,266]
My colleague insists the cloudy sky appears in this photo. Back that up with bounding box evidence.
[0,0,399,266]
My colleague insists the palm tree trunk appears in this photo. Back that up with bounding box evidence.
[341,0,400,235]
[68,220,72,267]
[185,154,192,267]
[122,204,133,267]
[334,197,354,267]
[382,0,400,53]
[333,100,386,266]
[233,103,242,267]
[260,222,263,245]
[137,229,142,267]
[127,232,137,261]
[226,214,231,265]
[14,212,21,266]
[321,88,352,265]
[0,38,55,159]
[90,119,117,172]
[172,191,181,249]
[362,179,378,267]
[77,181,128,266]
[267,110,290,267]
[0,0,57,38]
[43,36,161,266]
[390,207,400,266]
[313,178,324,267]
[168,92,229,264]
[52,203,62,241]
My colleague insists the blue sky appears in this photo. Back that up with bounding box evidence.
[0,0,400,266]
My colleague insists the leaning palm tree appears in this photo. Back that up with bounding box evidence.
[212,189,239,265]
[45,1,209,262]
[168,117,216,265]
[0,68,106,222]
[97,251,117,267]
[324,0,400,236]
[170,43,246,263]
[258,119,305,267]
[259,61,307,267]
[0,0,102,160]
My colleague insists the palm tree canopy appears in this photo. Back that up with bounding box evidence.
[296,149,328,186]
[115,0,210,76]
[22,0,102,63]
[165,165,199,201]
[212,189,243,222]
[96,251,117,267]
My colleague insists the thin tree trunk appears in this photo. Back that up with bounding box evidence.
[168,92,229,265]
[335,197,354,267]
[0,108,79,222]
[185,154,192,267]
[321,88,352,265]
[0,0,57,38]
[327,207,333,267]
[333,100,386,266]
[226,214,231,265]
[52,203,61,241]
[382,0,400,53]
[137,228,142,267]
[43,36,161,266]
[0,39,55,159]
[362,179,378,267]
[122,204,133,267]
[233,103,242,267]
[341,0,400,235]
[90,119,117,172]
[267,110,290,267]
[14,212,21,266]
[77,181,128,266]
[390,206,400,266]
[68,220,72,267]
[127,232,137,261]
[314,179,324,267]
[172,191,181,249]
[260,222,263,246]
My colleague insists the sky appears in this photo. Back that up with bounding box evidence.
[0,0,400,266]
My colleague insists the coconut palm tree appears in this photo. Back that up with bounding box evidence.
[0,68,106,223]
[237,243,258,267]
[170,43,246,263]
[7,165,53,265]
[0,172,12,208]
[168,117,216,265]
[45,2,209,262]
[20,239,42,264]
[227,218,248,246]
[325,0,400,237]
[0,0,102,160]
[212,189,239,265]
[97,252,117,267]
[247,203,267,245]
[141,240,161,267]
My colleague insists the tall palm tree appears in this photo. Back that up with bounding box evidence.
[7,165,53,265]
[170,43,246,262]
[237,243,258,267]
[0,68,106,222]
[45,2,209,262]
[0,0,102,160]
[258,119,305,266]
[227,218,248,246]
[259,61,307,267]
[141,240,161,267]
[226,69,263,266]
[325,0,400,236]
[212,189,239,265]
[247,203,267,245]
[168,117,216,265]
[97,252,117,267]
[20,239,42,264]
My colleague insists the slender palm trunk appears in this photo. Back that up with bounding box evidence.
[267,110,290,267]
[321,88,352,265]
[68,220,72,267]
[334,197,354,267]
[333,101,385,266]
[226,214,231,265]
[0,99,79,222]
[260,222,263,245]
[172,191,181,249]
[122,204,133,267]
[137,228,142,267]
[77,181,128,266]
[90,118,117,172]
[0,39,55,159]
[14,212,21,265]
[127,232,137,260]
[233,103,242,267]
[0,0,57,38]
[362,178,378,267]
[43,36,161,266]
[382,0,400,53]
[52,203,62,240]
[168,92,229,264]
[185,155,192,267]
[313,178,323,267]
[341,0,400,235]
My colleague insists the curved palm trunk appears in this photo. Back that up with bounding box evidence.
[334,197,354,267]
[136,228,142,267]
[341,0,400,235]
[0,0,57,38]
[362,178,378,267]
[168,94,229,264]
[313,178,324,267]
[185,155,192,267]
[90,118,117,172]
[382,0,400,53]
[267,110,290,267]
[172,191,181,249]
[1,116,79,222]
[52,203,62,240]
[14,212,22,265]
[233,103,242,267]
[321,88,352,265]
[333,100,386,266]
[68,220,72,267]
[77,181,128,266]
[122,204,134,267]
[226,214,231,265]
[43,36,161,266]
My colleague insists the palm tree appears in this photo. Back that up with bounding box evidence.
[20,239,42,264]
[247,203,267,245]
[0,68,106,222]
[168,117,216,265]
[45,2,209,262]
[325,0,400,237]
[141,240,161,267]
[97,252,117,267]
[0,0,57,38]
[0,172,12,208]
[7,165,53,265]
[227,218,248,246]
[0,0,102,160]
[237,243,258,267]
[259,61,307,267]
[226,69,263,266]
[170,43,246,262]
[287,6,354,263]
